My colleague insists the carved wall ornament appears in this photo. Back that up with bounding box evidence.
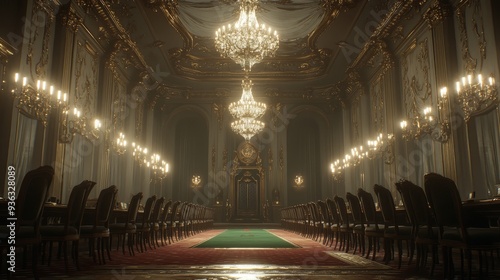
[456,0,487,73]
[212,103,225,130]
[279,144,284,173]
[423,0,452,28]
[268,147,273,172]
[401,38,433,120]
[26,1,55,80]
[60,6,83,33]
[370,77,386,133]
[237,142,258,165]
[222,148,228,171]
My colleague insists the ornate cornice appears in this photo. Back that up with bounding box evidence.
[60,6,83,33]
[423,0,452,28]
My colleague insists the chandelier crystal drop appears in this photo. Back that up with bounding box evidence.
[228,79,266,120]
[230,118,265,141]
[215,0,279,72]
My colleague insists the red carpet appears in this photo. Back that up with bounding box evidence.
[6,229,392,279]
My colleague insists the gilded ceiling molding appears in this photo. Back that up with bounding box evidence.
[88,0,151,72]
[348,0,418,70]
[60,5,83,33]
[423,0,452,28]
[321,0,359,12]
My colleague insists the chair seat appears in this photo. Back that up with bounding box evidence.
[40,225,78,236]
[109,223,136,231]
[365,224,384,233]
[384,225,413,236]
[0,225,39,240]
[416,226,439,240]
[80,225,110,235]
[442,227,500,246]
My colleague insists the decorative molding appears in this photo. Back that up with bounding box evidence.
[456,0,486,73]
[268,147,273,172]
[212,145,216,172]
[423,0,452,28]
[401,38,433,120]
[222,148,228,171]
[212,103,225,130]
[60,6,83,33]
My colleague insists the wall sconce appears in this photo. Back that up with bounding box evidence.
[330,161,344,182]
[12,73,68,126]
[113,132,127,155]
[366,133,394,164]
[400,87,450,142]
[456,74,497,122]
[294,175,304,188]
[191,175,201,188]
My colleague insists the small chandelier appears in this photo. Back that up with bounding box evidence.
[215,0,279,72]
[294,175,304,188]
[455,74,497,122]
[230,118,265,141]
[191,175,201,188]
[229,79,266,120]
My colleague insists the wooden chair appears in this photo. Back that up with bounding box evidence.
[326,198,340,248]
[80,185,118,264]
[346,192,365,255]
[334,196,353,252]
[357,188,385,260]
[425,172,500,279]
[396,179,438,275]
[159,200,172,246]
[0,165,54,279]
[374,184,413,269]
[149,196,165,248]
[109,192,143,256]
[135,195,156,252]
[40,180,95,271]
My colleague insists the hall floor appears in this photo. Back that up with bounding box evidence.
[6,228,498,279]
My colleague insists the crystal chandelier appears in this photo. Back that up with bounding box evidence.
[228,79,266,120]
[230,117,265,141]
[215,0,279,72]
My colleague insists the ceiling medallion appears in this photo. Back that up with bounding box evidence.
[216,0,278,141]
[215,0,279,73]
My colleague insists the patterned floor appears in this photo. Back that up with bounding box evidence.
[4,228,498,279]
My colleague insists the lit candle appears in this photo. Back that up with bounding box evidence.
[49,85,54,96]
[36,80,41,90]
[462,77,466,86]
[489,77,494,86]
[478,74,483,88]
[440,87,447,98]
[22,77,27,87]
[63,93,67,102]
[14,73,19,83]
[57,90,61,100]
[467,75,472,85]
[42,81,46,91]
[456,81,461,94]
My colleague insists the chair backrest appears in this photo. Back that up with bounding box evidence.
[424,173,463,229]
[346,192,364,225]
[65,180,96,230]
[317,200,330,224]
[395,180,415,227]
[357,188,378,226]
[16,166,54,229]
[334,196,349,226]
[151,196,165,223]
[169,201,181,223]
[126,192,143,224]
[373,184,397,226]
[140,195,157,227]
[326,198,339,224]
[160,200,172,222]
[93,185,118,227]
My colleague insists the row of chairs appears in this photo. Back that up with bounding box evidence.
[281,173,500,278]
[0,165,214,279]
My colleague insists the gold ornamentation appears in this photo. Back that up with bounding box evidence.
[212,103,225,130]
[212,145,216,172]
[237,142,258,165]
[268,147,273,172]
[222,148,228,171]
[279,144,284,173]
[423,0,452,28]
[61,6,83,33]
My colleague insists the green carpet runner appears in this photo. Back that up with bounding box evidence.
[194,229,298,248]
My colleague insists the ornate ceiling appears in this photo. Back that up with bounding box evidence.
[96,0,390,108]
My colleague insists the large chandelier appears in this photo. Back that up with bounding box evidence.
[229,79,266,141]
[215,0,279,72]
[228,79,266,120]
[230,118,265,141]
